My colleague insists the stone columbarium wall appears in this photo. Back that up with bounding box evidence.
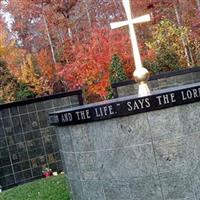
[54,83,200,200]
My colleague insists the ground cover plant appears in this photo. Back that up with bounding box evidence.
[0,175,71,200]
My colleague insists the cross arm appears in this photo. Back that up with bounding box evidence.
[132,14,151,24]
[110,14,151,29]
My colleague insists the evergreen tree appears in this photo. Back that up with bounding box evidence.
[109,54,127,84]
[15,83,36,101]
[108,54,127,99]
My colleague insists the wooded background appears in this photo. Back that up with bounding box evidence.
[0,0,200,102]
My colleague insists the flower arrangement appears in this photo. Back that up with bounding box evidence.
[42,167,53,178]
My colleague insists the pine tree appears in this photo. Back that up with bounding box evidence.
[109,54,127,84]
[15,83,36,101]
[108,54,128,99]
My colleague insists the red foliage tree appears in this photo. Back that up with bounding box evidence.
[59,28,134,101]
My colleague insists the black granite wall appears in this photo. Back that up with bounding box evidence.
[0,90,83,189]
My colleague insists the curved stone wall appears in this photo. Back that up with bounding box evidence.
[55,87,200,200]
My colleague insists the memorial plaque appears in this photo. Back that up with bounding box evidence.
[49,83,200,126]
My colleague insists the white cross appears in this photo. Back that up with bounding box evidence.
[110,0,151,69]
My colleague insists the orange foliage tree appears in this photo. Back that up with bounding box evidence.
[37,49,56,83]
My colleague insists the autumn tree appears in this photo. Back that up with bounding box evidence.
[17,54,51,95]
[58,28,134,102]
[0,60,19,102]
[0,16,18,102]
[145,19,189,73]
[37,49,55,83]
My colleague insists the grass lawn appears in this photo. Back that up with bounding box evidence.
[0,175,71,200]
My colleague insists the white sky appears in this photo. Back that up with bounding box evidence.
[1,13,13,31]
[0,0,14,29]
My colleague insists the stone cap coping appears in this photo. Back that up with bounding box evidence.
[112,66,200,88]
[0,89,83,110]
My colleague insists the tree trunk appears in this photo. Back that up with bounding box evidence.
[68,27,73,39]
[84,0,92,28]
[112,0,117,7]
[196,0,200,12]
[43,14,56,64]
[173,3,194,67]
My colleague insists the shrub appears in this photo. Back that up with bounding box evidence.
[15,83,36,101]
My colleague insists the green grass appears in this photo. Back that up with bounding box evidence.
[0,175,71,200]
